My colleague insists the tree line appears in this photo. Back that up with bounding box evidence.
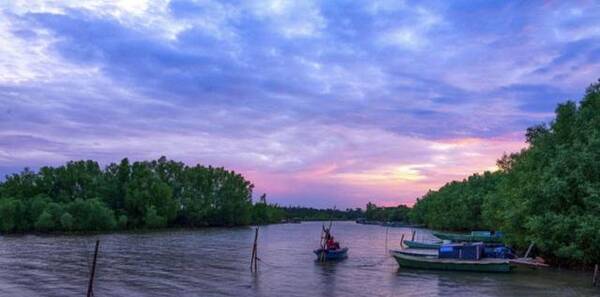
[280,206,363,221]
[364,202,410,222]
[410,80,600,266]
[0,157,284,232]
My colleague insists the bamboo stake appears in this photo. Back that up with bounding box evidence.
[86,240,100,297]
[593,264,598,287]
[250,227,259,272]
[320,224,326,262]
[411,230,416,241]
[319,217,336,262]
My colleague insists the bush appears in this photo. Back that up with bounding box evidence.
[35,211,55,232]
[117,214,128,229]
[0,198,18,232]
[60,213,74,230]
[144,206,166,228]
[66,199,116,231]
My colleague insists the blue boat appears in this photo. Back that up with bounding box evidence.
[313,247,349,261]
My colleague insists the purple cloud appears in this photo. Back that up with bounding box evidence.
[0,1,598,207]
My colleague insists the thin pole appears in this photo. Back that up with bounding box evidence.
[319,206,335,262]
[411,230,416,241]
[524,241,535,258]
[251,227,259,272]
[87,240,100,297]
[320,224,327,262]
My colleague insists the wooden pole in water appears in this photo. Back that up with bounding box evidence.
[250,227,259,272]
[411,230,416,241]
[86,240,99,297]
[400,234,405,249]
[593,264,598,287]
[250,234,255,271]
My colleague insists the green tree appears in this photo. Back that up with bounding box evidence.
[60,212,74,230]
[35,211,55,232]
[412,79,600,266]
[0,198,19,232]
[117,214,128,229]
[144,206,166,228]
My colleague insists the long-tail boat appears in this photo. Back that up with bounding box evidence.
[313,247,349,261]
[404,240,508,251]
[315,222,348,261]
[403,240,442,249]
[432,231,503,243]
[391,243,512,273]
[391,249,512,272]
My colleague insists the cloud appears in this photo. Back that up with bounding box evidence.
[0,0,599,207]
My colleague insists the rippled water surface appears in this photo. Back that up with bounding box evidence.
[0,221,597,296]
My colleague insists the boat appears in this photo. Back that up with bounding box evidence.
[404,240,508,251]
[403,240,442,249]
[314,247,349,261]
[432,231,504,243]
[390,248,512,273]
[509,257,549,269]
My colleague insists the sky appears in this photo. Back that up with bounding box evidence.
[1,1,599,208]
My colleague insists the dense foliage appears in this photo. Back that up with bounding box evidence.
[280,207,363,221]
[364,202,410,222]
[411,80,600,266]
[408,171,504,230]
[0,157,283,232]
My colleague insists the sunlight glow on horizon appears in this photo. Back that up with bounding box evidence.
[1,0,598,208]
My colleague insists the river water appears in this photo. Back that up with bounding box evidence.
[0,221,597,297]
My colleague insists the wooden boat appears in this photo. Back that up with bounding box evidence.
[404,240,507,251]
[314,247,349,261]
[509,257,550,268]
[403,240,442,249]
[432,231,503,243]
[391,249,512,273]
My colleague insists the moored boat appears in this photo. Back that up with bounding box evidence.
[391,249,512,273]
[403,240,442,249]
[314,247,349,261]
[432,231,504,243]
[404,240,509,253]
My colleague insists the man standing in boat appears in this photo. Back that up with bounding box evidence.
[325,231,341,250]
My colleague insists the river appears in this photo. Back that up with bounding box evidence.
[0,221,596,296]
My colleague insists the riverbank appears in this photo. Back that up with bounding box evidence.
[355,219,425,228]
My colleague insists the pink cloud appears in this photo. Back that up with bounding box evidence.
[240,131,527,208]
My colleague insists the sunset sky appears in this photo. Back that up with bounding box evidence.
[1,1,599,208]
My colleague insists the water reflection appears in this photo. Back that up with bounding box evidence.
[0,222,596,297]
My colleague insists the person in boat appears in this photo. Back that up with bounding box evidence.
[325,234,341,250]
